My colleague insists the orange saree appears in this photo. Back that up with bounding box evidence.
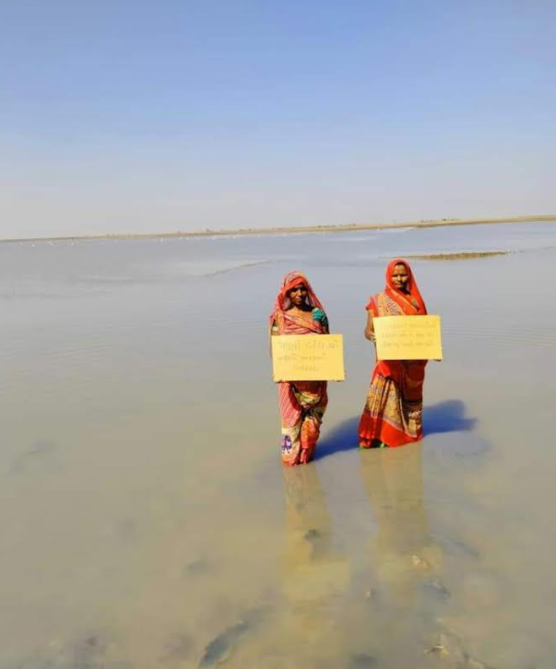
[358,259,428,449]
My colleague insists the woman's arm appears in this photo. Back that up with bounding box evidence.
[364,311,375,342]
[269,315,281,359]
[270,312,284,336]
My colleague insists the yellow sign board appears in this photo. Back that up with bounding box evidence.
[271,334,345,382]
[374,315,443,361]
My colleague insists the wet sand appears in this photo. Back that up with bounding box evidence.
[1,222,555,668]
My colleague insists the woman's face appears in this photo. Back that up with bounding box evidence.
[288,282,308,306]
[391,263,410,291]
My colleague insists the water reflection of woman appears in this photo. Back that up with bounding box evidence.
[281,465,348,661]
[359,445,441,603]
[282,466,333,576]
[270,272,329,466]
[359,259,428,449]
[358,446,451,666]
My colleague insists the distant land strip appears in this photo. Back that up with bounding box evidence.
[404,251,510,261]
[2,214,556,244]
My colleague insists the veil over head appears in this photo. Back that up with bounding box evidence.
[384,258,427,314]
[269,271,325,326]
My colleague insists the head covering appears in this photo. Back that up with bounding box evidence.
[270,271,324,326]
[384,258,427,315]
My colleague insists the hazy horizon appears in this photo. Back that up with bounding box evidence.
[1,0,554,240]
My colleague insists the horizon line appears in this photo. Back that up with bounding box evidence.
[2,213,556,244]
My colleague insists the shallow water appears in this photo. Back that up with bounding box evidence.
[1,222,556,668]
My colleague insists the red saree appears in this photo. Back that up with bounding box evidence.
[359,259,428,448]
[270,272,329,466]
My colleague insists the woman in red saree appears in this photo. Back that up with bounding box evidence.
[270,271,329,466]
[359,259,428,449]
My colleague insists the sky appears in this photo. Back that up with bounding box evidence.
[0,0,554,239]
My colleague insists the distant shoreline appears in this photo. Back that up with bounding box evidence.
[2,214,556,244]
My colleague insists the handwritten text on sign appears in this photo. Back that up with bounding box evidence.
[374,315,443,361]
[271,334,345,382]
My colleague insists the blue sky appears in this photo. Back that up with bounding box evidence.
[1,0,554,238]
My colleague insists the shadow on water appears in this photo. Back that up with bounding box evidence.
[317,400,476,461]
[424,399,477,435]
[315,417,359,460]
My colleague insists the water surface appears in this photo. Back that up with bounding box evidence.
[1,222,555,668]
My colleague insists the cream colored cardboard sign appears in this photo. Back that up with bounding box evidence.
[271,335,345,382]
[374,315,443,361]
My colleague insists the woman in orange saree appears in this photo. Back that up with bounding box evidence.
[359,259,428,449]
[270,271,329,466]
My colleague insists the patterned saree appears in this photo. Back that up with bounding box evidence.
[359,259,428,449]
[270,272,329,466]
